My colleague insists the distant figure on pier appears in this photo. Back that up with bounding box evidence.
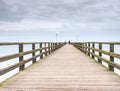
[68,40,71,44]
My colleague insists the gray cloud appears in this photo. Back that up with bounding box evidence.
[0,0,13,21]
[0,0,27,22]
[0,0,120,22]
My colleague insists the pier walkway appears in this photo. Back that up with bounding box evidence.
[0,45,120,91]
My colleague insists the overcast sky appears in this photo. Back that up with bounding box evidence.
[0,0,120,42]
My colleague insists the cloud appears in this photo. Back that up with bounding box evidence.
[0,0,120,22]
[0,0,26,22]
[0,0,120,33]
[0,19,65,31]
[0,19,120,34]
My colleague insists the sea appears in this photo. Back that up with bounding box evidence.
[0,43,120,83]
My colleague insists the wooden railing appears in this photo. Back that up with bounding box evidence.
[73,42,120,73]
[0,42,64,76]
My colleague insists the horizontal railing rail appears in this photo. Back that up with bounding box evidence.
[0,42,64,76]
[73,42,120,74]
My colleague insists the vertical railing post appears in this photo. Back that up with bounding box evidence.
[77,43,79,50]
[52,43,54,52]
[55,43,57,50]
[98,43,102,63]
[40,43,43,59]
[51,43,52,52]
[78,43,81,51]
[53,43,55,51]
[48,43,51,54]
[19,44,24,71]
[51,43,53,52]
[79,43,82,51]
[82,43,84,52]
[88,43,90,56]
[44,43,47,56]
[92,43,95,59]
[83,43,85,53]
[81,43,83,52]
[109,43,114,71]
[85,43,87,54]
[32,43,36,63]
[58,43,60,48]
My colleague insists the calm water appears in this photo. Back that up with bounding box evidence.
[0,44,120,83]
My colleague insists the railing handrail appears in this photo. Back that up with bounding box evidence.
[0,42,64,76]
[73,42,120,74]
[73,42,120,44]
[0,42,63,46]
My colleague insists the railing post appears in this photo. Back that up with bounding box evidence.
[81,43,83,52]
[92,43,95,59]
[82,43,84,52]
[82,43,85,53]
[79,43,82,51]
[40,43,43,59]
[85,43,87,54]
[98,43,102,63]
[76,43,79,50]
[48,43,51,54]
[88,43,90,56]
[109,44,114,71]
[44,43,47,56]
[32,43,36,63]
[51,43,53,52]
[52,43,54,52]
[53,43,55,51]
[55,43,57,50]
[58,43,61,48]
[19,44,24,71]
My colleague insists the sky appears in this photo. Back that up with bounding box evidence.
[0,0,120,42]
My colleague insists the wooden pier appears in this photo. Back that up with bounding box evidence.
[0,42,120,91]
